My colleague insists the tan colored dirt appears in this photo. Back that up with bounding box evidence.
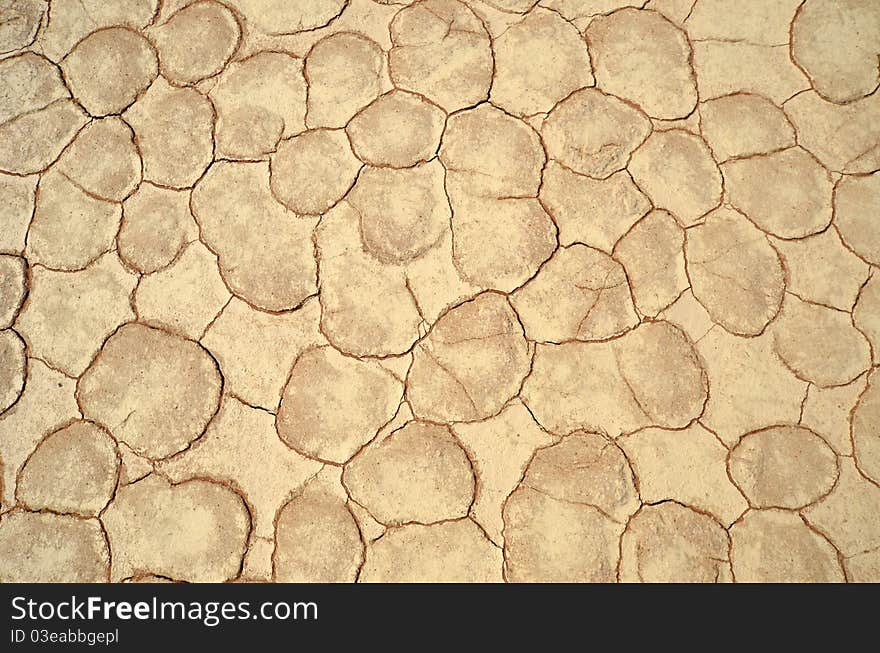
[1,0,878,583]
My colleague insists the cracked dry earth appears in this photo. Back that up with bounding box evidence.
[0,0,879,585]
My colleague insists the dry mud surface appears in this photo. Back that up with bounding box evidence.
[1,0,879,583]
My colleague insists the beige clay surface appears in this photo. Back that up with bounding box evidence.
[0,0,879,583]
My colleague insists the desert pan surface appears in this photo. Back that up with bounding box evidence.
[0,0,879,583]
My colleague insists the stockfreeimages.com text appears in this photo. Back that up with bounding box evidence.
[11,596,317,628]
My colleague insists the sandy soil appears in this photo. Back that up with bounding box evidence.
[1,0,879,583]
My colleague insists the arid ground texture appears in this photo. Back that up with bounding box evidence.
[0,0,879,583]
